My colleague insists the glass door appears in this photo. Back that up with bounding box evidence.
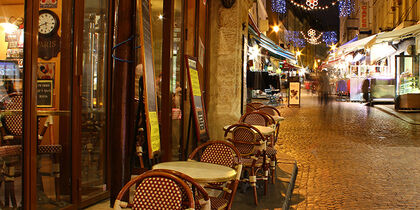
[80,0,109,204]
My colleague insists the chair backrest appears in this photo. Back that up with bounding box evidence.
[188,140,241,169]
[239,111,274,126]
[247,102,264,109]
[245,104,256,113]
[256,105,281,117]
[153,169,210,210]
[3,92,23,136]
[114,171,195,210]
[224,124,265,156]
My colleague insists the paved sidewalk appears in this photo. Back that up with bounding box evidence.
[374,104,420,125]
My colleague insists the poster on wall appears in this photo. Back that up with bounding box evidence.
[185,56,209,142]
[40,0,58,8]
[139,0,161,159]
[288,82,301,107]
[38,62,55,79]
[37,80,53,107]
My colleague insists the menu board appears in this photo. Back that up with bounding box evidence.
[37,80,53,107]
[139,0,161,158]
[288,82,301,107]
[185,56,209,142]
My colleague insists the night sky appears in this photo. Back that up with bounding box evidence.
[290,0,340,32]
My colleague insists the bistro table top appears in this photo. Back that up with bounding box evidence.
[0,109,70,116]
[272,115,285,122]
[152,161,237,183]
[223,125,275,136]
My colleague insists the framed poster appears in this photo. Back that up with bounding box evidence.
[139,0,161,159]
[288,82,301,107]
[185,56,209,142]
[37,80,53,107]
[38,62,55,79]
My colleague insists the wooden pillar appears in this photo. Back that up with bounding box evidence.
[161,0,174,161]
[109,0,136,206]
[23,1,39,209]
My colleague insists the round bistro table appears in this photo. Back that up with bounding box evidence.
[223,125,275,136]
[152,161,237,183]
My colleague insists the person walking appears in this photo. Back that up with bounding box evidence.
[319,69,330,105]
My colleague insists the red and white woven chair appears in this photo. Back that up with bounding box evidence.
[256,105,282,142]
[239,111,277,183]
[153,169,211,210]
[188,141,242,210]
[0,92,62,206]
[114,170,196,210]
[223,124,268,205]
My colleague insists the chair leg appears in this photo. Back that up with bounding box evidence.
[250,167,258,205]
[271,156,276,184]
[9,180,17,207]
[52,153,61,201]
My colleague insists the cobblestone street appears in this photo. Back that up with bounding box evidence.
[277,94,420,209]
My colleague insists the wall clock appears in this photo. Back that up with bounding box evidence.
[39,9,59,37]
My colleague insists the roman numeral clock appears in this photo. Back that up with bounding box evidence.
[38,9,61,60]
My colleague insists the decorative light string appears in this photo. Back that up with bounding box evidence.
[271,0,287,13]
[288,0,341,11]
[306,0,318,9]
[339,0,354,17]
[300,29,323,45]
[322,31,338,46]
[285,30,306,48]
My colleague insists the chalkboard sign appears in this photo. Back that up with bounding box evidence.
[185,56,209,142]
[37,80,53,107]
[139,0,161,159]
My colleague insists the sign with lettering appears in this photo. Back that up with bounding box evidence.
[185,56,209,142]
[37,80,53,107]
[139,0,161,159]
[359,0,369,31]
[38,34,60,60]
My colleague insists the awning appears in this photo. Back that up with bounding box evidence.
[373,24,420,45]
[337,35,376,55]
[249,27,296,61]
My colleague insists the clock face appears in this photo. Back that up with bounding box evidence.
[39,10,59,36]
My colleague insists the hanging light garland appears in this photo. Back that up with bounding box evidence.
[285,30,306,48]
[339,0,354,17]
[306,0,318,9]
[271,0,287,14]
[300,29,323,45]
[322,31,338,46]
[288,0,341,11]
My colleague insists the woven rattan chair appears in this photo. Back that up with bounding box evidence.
[239,111,278,183]
[153,169,211,210]
[188,141,242,210]
[0,92,62,206]
[256,105,282,142]
[114,170,195,210]
[223,124,268,205]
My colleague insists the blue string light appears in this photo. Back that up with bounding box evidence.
[339,0,354,17]
[272,0,287,14]
[322,31,338,46]
[285,30,306,48]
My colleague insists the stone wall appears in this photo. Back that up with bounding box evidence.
[207,0,252,140]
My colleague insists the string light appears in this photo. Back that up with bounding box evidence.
[322,31,338,46]
[306,0,318,9]
[285,30,306,48]
[339,0,354,17]
[271,0,287,14]
[288,0,340,11]
[300,29,323,45]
